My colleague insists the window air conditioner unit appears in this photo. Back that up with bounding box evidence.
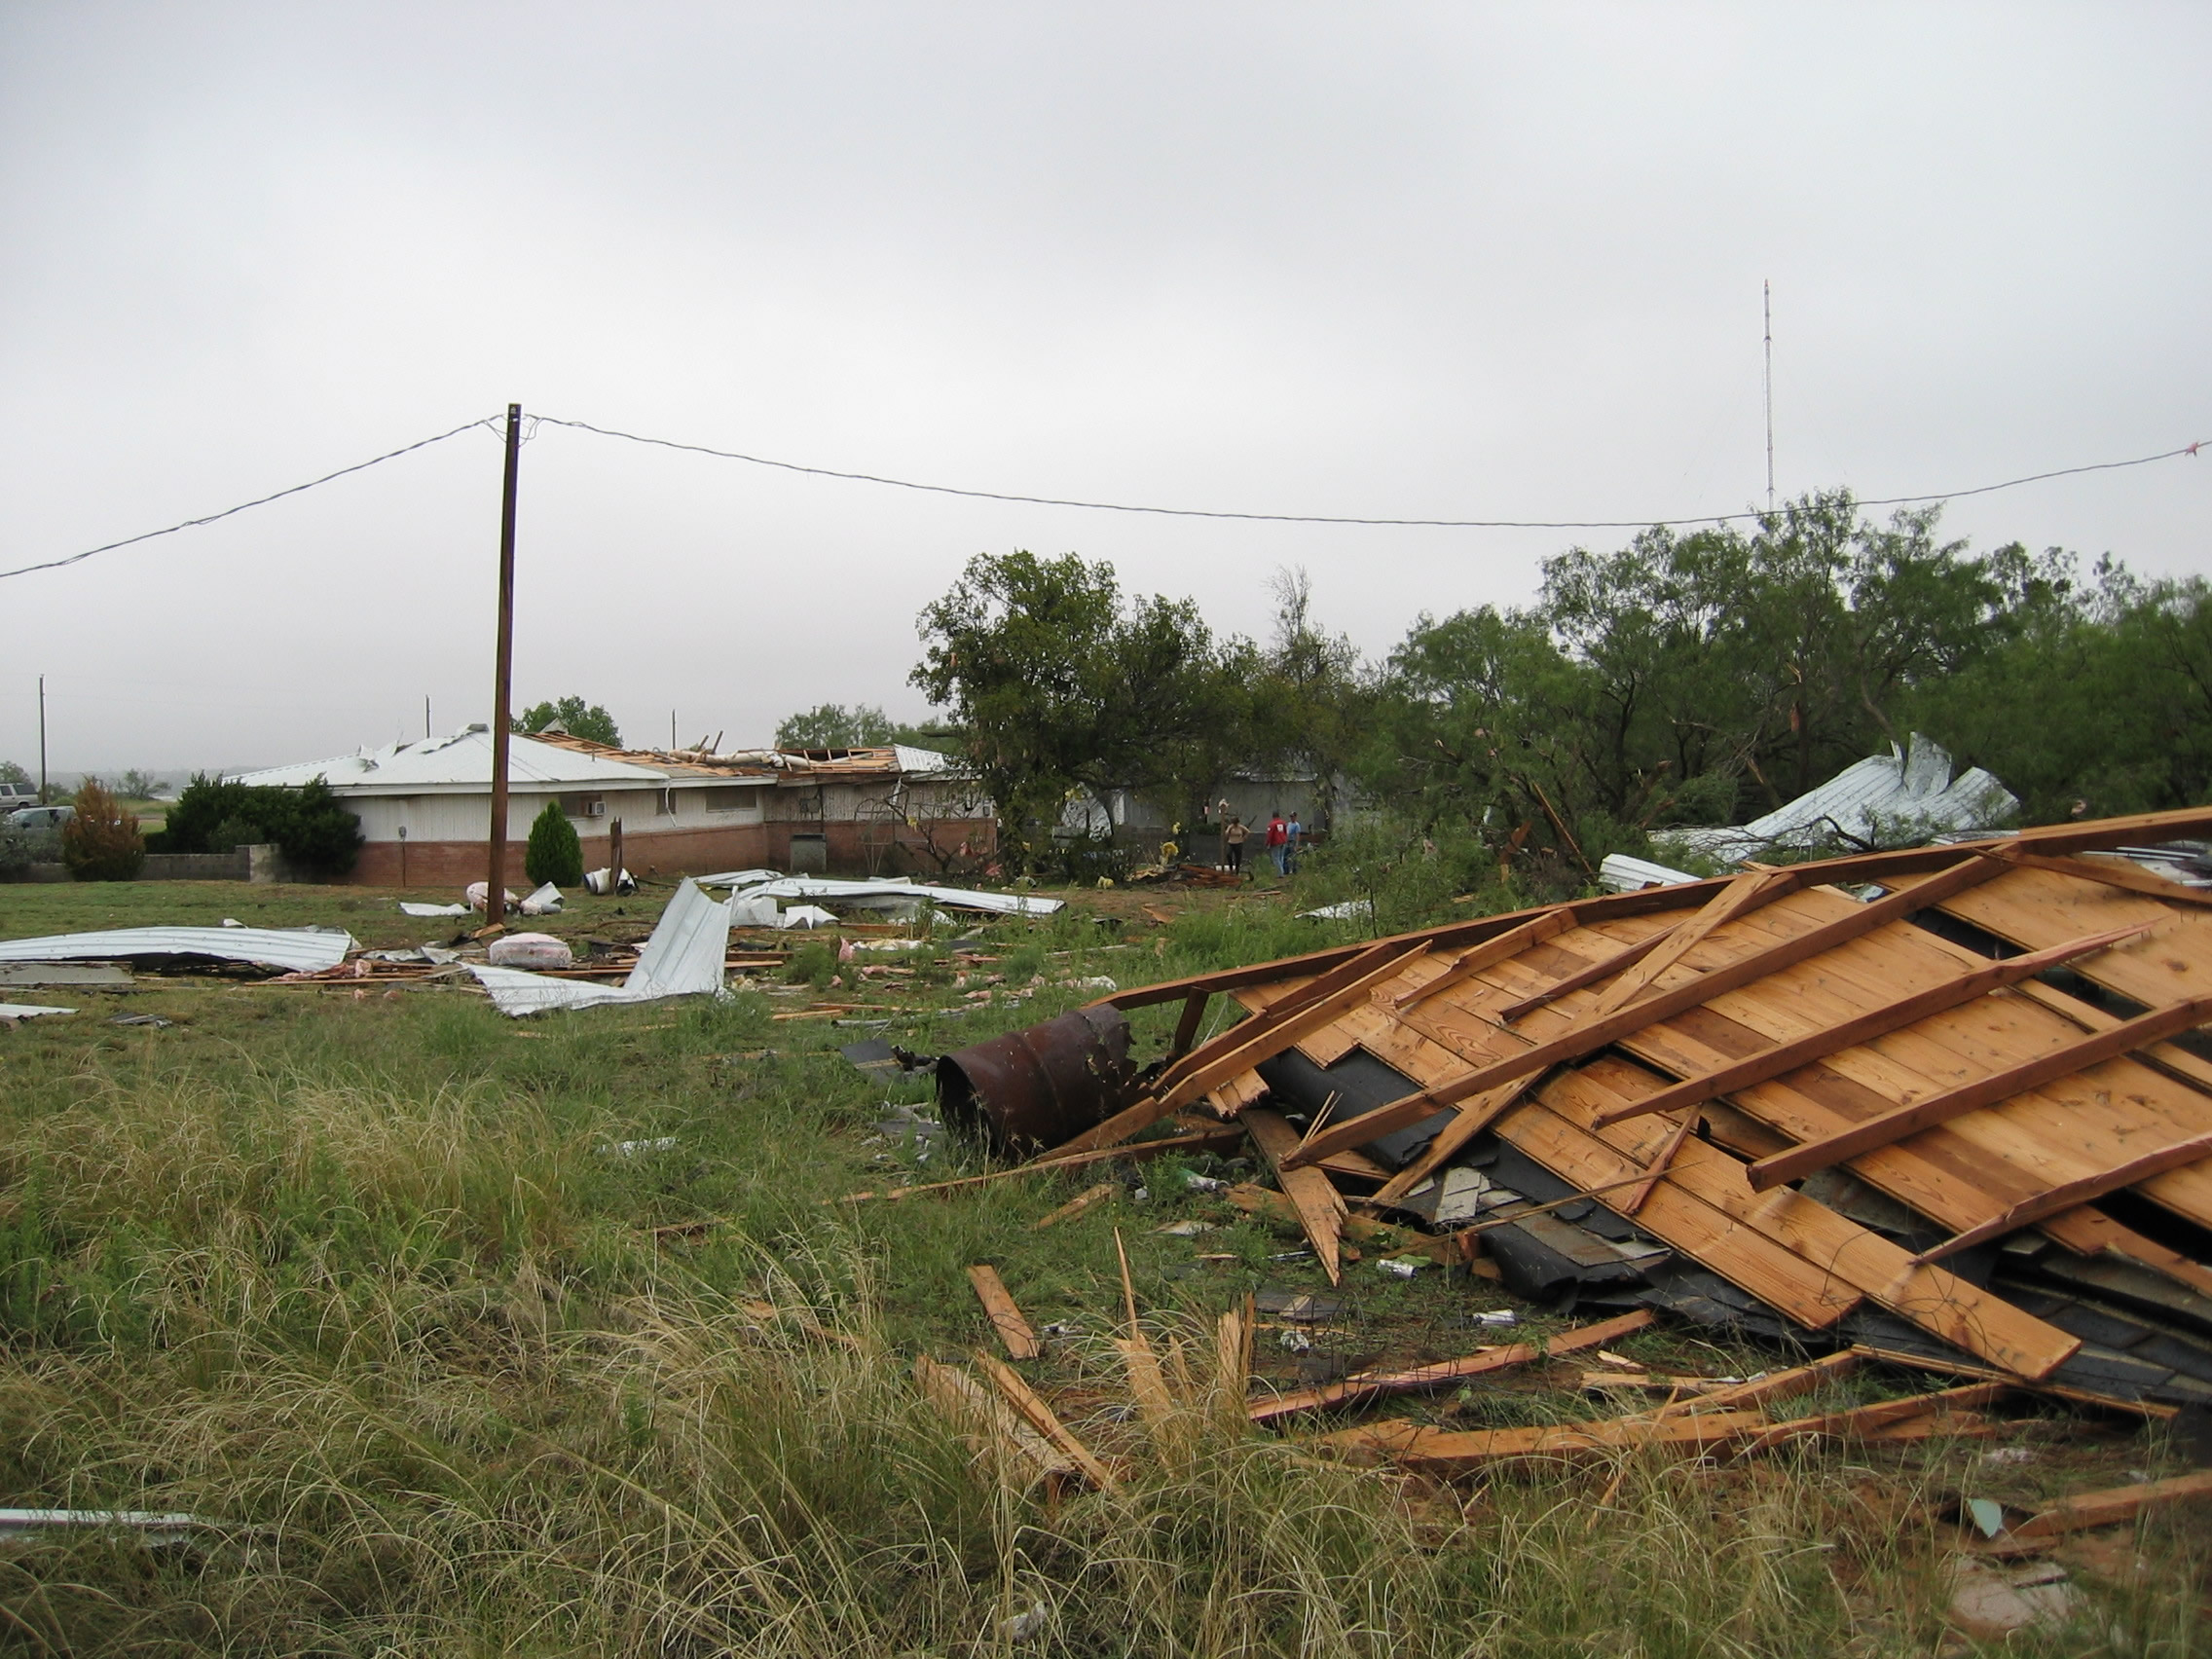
[585,800,607,817]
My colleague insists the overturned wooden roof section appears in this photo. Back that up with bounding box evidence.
[1068,806,2212,1407]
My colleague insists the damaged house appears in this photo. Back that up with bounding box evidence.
[234,727,995,885]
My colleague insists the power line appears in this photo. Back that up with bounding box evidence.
[2,411,2202,582]
[536,414,2202,531]
[0,416,498,581]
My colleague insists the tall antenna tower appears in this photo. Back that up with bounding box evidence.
[1763,279,1775,513]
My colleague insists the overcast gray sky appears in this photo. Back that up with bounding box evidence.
[3,3,2205,779]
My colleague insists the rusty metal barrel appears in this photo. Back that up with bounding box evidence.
[936,1004,1138,1154]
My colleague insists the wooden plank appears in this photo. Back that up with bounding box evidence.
[1619,1109,1697,1215]
[1911,1127,2212,1264]
[1208,1068,1270,1114]
[1586,867,1804,1018]
[1393,907,1574,1012]
[1633,1349,1862,1423]
[1113,1228,1177,1430]
[914,1356,1077,1488]
[1493,927,1677,1024]
[974,1352,1120,1490]
[1370,1078,1539,1205]
[1534,1064,2080,1377]
[1168,988,1209,1058]
[1743,1382,2008,1452]
[1032,1181,1117,1231]
[1924,863,2212,1011]
[1243,1108,1346,1285]
[1249,1309,1655,1424]
[1321,1410,1773,1467]
[966,1265,1041,1360]
[2007,852,2212,908]
[1590,922,2152,1130]
[1748,993,2212,1192]
[1286,849,2018,1169]
[2006,1469,2212,1540]
[2040,1207,2212,1301]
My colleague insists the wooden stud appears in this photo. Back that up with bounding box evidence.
[1493,926,1676,1024]
[1586,868,1803,1019]
[1618,1109,1698,1216]
[2007,851,2212,908]
[966,1265,1041,1359]
[2006,1469,2212,1541]
[1168,987,1209,1059]
[1749,992,2212,1193]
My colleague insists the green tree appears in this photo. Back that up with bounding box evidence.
[60,779,144,881]
[1247,567,1369,826]
[0,760,28,787]
[514,696,621,747]
[775,703,896,750]
[524,799,584,888]
[911,551,1256,868]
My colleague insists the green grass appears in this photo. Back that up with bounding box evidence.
[0,882,2205,1653]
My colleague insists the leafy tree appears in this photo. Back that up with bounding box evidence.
[775,703,896,750]
[524,799,584,888]
[0,759,28,787]
[514,696,621,747]
[118,768,165,799]
[61,779,144,881]
[911,551,1256,868]
[1247,567,1369,825]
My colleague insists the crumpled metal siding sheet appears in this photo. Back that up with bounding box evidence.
[0,926,353,974]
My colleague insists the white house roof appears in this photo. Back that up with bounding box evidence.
[232,728,671,795]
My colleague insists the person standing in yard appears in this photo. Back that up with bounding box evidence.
[1266,811,1288,876]
[1284,813,1303,875]
[1223,815,1248,876]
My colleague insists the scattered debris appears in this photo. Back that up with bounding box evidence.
[467,878,732,1016]
[1297,899,1374,922]
[602,1136,679,1157]
[0,1003,77,1021]
[108,1013,173,1028]
[0,962,132,988]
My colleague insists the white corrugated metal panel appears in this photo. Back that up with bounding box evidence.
[1666,734,2016,862]
[467,878,732,1016]
[694,872,1064,916]
[0,927,352,973]
[1599,853,1700,893]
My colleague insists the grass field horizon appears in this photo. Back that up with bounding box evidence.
[0,877,2204,1655]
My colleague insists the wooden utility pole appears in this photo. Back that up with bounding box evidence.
[485,403,523,928]
[608,817,624,894]
[37,675,48,804]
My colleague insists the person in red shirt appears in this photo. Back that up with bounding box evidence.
[1266,812,1288,876]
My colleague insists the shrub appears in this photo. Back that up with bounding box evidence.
[160,774,363,877]
[61,780,144,881]
[523,799,583,888]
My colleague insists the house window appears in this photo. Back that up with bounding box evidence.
[704,786,762,813]
[656,789,676,817]
[563,793,606,820]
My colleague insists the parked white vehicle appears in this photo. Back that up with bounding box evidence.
[4,804,74,832]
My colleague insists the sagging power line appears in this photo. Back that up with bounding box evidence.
[0,412,2201,583]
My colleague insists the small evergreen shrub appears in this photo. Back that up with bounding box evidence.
[61,780,145,881]
[524,800,584,888]
[160,774,363,877]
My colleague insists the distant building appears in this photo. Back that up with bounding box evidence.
[232,727,995,885]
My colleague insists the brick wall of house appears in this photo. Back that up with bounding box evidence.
[347,817,997,888]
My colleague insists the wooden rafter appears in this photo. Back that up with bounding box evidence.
[1589,922,2153,1130]
[1392,907,1572,1012]
[1747,990,2212,1192]
[1284,848,2019,1170]
[1911,1127,2212,1265]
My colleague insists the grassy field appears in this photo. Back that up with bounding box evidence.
[0,878,2204,1655]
